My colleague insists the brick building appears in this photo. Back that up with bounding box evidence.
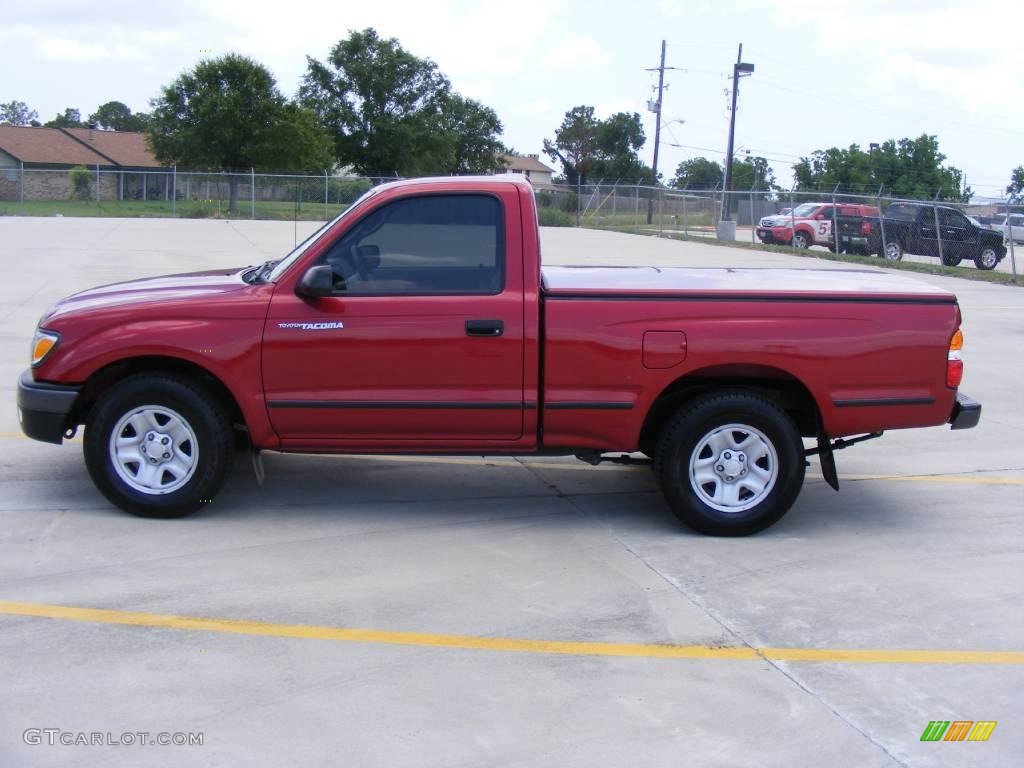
[0,125,164,201]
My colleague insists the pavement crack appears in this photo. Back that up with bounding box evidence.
[573,504,908,767]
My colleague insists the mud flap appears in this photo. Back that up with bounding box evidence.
[817,433,839,491]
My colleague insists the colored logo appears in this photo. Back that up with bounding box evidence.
[920,721,996,742]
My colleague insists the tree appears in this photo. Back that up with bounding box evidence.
[671,157,723,190]
[543,106,652,186]
[69,165,92,200]
[794,135,969,201]
[1007,166,1024,200]
[732,156,777,192]
[300,28,505,176]
[0,100,38,126]
[44,108,85,128]
[89,101,149,132]
[147,54,333,213]
[430,93,505,174]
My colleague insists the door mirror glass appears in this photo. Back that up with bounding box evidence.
[295,265,334,298]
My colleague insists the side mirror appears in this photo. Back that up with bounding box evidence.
[814,214,825,220]
[295,265,334,298]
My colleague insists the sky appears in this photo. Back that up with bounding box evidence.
[2,0,1022,199]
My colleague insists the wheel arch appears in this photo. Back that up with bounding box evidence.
[638,364,821,457]
[70,356,246,433]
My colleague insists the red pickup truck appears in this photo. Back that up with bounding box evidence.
[18,177,980,535]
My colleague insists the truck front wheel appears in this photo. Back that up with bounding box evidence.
[83,374,234,518]
[974,246,999,270]
[792,231,811,249]
[654,391,805,536]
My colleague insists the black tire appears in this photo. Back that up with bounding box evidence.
[84,374,234,518]
[653,390,805,536]
[792,231,811,249]
[881,239,903,261]
[941,253,962,266]
[974,246,999,271]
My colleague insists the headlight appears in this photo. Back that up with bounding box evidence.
[31,329,60,367]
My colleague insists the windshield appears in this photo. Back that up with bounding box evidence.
[791,203,818,217]
[267,186,382,281]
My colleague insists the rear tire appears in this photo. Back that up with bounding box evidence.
[653,390,805,536]
[84,374,234,518]
[882,240,903,261]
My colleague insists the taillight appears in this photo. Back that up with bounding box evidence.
[947,329,964,388]
[861,221,872,235]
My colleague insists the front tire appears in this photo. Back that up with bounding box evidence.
[654,390,805,536]
[974,246,999,270]
[84,374,234,518]
[792,231,811,249]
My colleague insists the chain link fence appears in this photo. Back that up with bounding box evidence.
[0,166,394,221]
[537,182,1020,279]
[0,165,1018,279]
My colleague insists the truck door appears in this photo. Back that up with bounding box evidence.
[938,207,971,261]
[917,206,941,256]
[261,191,526,444]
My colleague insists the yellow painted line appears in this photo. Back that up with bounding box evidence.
[1,600,1022,665]
[842,473,1024,486]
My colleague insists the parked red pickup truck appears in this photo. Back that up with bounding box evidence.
[18,177,980,535]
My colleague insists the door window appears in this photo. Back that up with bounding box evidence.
[319,194,505,295]
[939,208,968,227]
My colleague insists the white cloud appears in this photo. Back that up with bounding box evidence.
[37,35,147,63]
[542,36,610,72]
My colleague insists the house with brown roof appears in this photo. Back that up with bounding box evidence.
[0,125,163,202]
[495,154,555,186]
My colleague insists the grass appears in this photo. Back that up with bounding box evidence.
[0,198,347,222]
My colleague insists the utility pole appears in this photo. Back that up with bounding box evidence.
[645,40,667,225]
[721,43,755,225]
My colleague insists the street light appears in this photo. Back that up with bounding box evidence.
[720,46,754,231]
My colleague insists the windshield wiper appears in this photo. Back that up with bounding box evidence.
[243,260,280,284]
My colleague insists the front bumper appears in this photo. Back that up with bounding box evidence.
[17,369,81,444]
[949,392,981,430]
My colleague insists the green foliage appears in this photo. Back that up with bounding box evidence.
[89,101,149,132]
[147,54,333,212]
[731,156,777,192]
[1007,166,1024,200]
[794,135,970,201]
[671,157,723,190]
[69,165,92,200]
[537,207,572,226]
[330,177,372,203]
[0,100,38,126]
[543,106,653,185]
[300,28,505,176]
[45,108,85,128]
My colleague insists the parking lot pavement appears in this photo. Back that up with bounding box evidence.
[1,217,1022,767]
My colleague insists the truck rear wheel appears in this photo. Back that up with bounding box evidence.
[84,374,234,518]
[654,390,805,536]
[882,240,903,261]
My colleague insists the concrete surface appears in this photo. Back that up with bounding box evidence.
[0,216,1021,767]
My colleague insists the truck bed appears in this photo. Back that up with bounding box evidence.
[541,266,956,303]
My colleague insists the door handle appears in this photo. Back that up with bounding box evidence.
[465,319,504,337]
